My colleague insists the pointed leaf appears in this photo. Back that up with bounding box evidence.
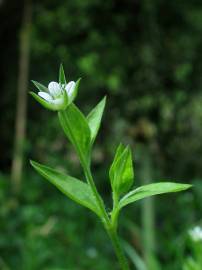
[109,145,134,195]
[32,80,48,92]
[59,64,66,85]
[111,143,125,168]
[87,96,106,143]
[58,103,91,162]
[30,160,101,216]
[119,182,192,208]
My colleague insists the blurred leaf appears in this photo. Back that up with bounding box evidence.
[183,257,201,270]
[30,160,101,216]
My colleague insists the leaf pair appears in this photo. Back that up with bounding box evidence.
[58,97,106,163]
[31,160,191,220]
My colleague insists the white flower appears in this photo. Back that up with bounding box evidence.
[31,64,80,111]
[38,81,76,101]
[189,226,202,242]
[34,80,76,110]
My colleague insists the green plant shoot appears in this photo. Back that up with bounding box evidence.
[30,65,192,270]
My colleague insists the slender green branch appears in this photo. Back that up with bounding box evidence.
[111,192,120,230]
[80,158,130,270]
[108,228,130,270]
[81,160,111,227]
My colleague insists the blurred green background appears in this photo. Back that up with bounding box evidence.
[0,0,202,269]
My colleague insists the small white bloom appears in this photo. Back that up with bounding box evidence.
[48,81,62,98]
[65,81,76,97]
[36,81,67,110]
[33,77,78,111]
[189,226,202,242]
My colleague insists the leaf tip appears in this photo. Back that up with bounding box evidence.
[30,159,36,167]
[183,184,192,190]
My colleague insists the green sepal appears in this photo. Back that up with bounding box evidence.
[30,91,58,111]
[31,80,48,92]
[59,64,67,85]
[30,160,101,217]
[87,96,106,144]
[30,91,69,111]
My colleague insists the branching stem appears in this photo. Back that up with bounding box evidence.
[81,161,130,270]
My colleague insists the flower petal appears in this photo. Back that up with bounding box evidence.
[65,81,75,97]
[38,91,53,101]
[48,81,62,97]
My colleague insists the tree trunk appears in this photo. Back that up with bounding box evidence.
[11,0,32,195]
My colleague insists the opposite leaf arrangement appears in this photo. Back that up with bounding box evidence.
[30,65,191,270]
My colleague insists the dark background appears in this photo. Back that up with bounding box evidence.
[0,0,202,269]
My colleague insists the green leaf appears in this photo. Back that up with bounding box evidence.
[59,64,66,85]
[87,96,106,144]
[32,80,48,92]
[30,160,101,217]
[109,145,134,196]
[58,103,91,162]
[119,182,192,208]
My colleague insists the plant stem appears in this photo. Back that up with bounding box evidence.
[82,162,130,270]
[108,228,130,270]
[82,162,110,225]
[59,112,130,269]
